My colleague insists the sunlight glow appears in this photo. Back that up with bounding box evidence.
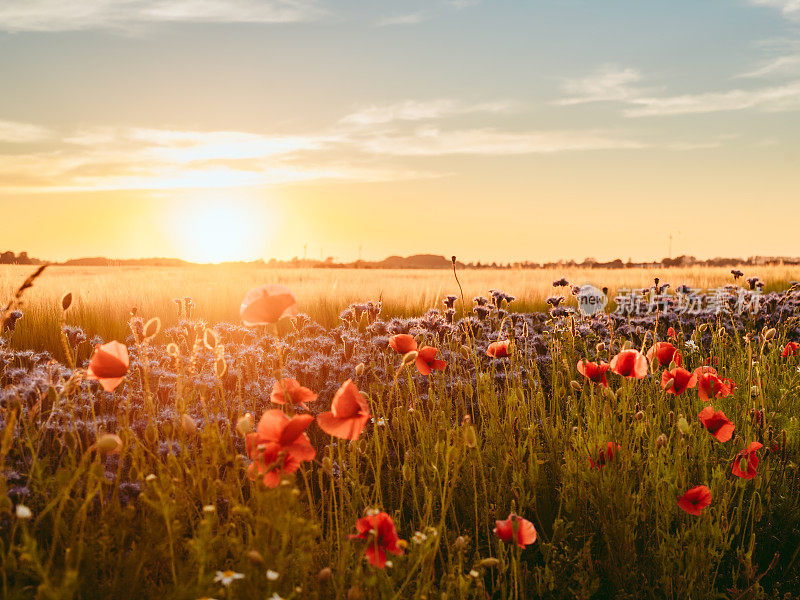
[170,198,265,263]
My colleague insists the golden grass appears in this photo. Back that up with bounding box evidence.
[1,264,797,356]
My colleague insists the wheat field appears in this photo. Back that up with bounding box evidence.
[1,263,797,357]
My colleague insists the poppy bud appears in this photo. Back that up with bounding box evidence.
[317,567,332,583]
[656,433,667,449]
[635,410,645,421]
[322,456,333,475]
[166,343,180,358]
[460,345,471,360]
[664,378,675,391]
[215,357,227,378]
[479,558,500,568]
[204,328,219,349]
[622,340,633,351]
[570,380,582,392]
[765,328,777,341]
[93,433,123,455]
[572,426,579,435]
[750,385,760,397]
[144,317,161,340]
[181,414,197,436]
[348,587,361,600]
[355,362,365,377]
[61,292,72,312]
[464,425,478,449]
[677,416,690,435]
[236,413,254,436]
[402,351,419,365]
[455,536,468,551]
[462,414,472,425]
[596,342,605,352]
[402,463,412,481]
[604,387,616,401]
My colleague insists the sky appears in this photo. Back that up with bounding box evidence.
[0,0,799,264]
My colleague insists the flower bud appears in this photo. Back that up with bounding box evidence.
[402,351,419,365]
[656,433,668,449]
[479,558,500,568]
[595,342,605,352]
[570,380,582,392]
[355,362,365,377]
[764,328,777,341]
[94,433,123,455]
[463,425,478,449]
[61,292,73,312]
[460,345,471,360]
[236,413,254,436]
[181,414,197,436]
[317,567,332,583]
[144,317,161,340]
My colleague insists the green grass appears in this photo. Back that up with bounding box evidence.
[2,303,800,598]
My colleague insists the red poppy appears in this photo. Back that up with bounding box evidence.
[577,360,610,387]
[486,340,511,358]
[646,342,682,368]
[667,326,677,339]
[589,441,620,469]
[697,406,735,442]
[494,513,537,549]
[349,511,404,568]
[389,334,418,354]
[416,346,447,375]
[317,379,371,440]
[692,367,733,402]
[677,485,712,516]
[609,349,648,379]
[270,378,318,408]
[732,441,762,480]
[246,409,315,488]
[86,341,129,392]
[782,342,800,358]
[240,284,298,326]
[661,367,697,395]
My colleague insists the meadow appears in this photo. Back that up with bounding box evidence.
[1,264,800,599]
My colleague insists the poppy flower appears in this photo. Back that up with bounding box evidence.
[349,511,404,568]
[317,379,371,440]
[494,513,537,549]
[646,342,682,368]
[576,360,609,387]
[486,340,510,358]
[661,367,697,395]
[677,485,712,515]
[589,442,620,469]
[697,406,735,442]
[667,326,677,339]
[732,441,762,480]
[240,284,298,326]
[270,378,318,408]
[246,409,316,488]
[416,346,447,375]
[782,342,800,358]
[389,334,418,354]
[609,349,648,379]
[692,367,732,402]
[86,341,129,392]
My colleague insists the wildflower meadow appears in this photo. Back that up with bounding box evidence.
[2,265,800,599]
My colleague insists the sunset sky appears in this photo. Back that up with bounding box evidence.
[1,0,799,264]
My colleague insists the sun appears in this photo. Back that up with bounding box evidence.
[170,199,264,263]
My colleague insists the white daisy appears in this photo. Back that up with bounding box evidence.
[214,570,244,586]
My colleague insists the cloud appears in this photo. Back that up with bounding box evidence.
[0,0,322,32]
[622,81,800,116]
[340,99,515,125]
[0,120,52,143]
[749,0,800,18]
[738,54,800,78]
[556,64,648,105]
[353,127,646,156]
[376,12,428,26]
[558,64,800,116]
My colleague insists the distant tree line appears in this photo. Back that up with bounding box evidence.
[1,251,798,269]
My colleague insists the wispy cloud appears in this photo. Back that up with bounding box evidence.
[749,0,800,18]
[556,64,650,105]
[0,0,322,32]
[558,64,800,116]
[0,120,52,143]
[738,54,800,78]
[340,99,515,125]
[376,12,428,26]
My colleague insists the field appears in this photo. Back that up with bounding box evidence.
[2,264,800,599]
[2,264,797,359]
